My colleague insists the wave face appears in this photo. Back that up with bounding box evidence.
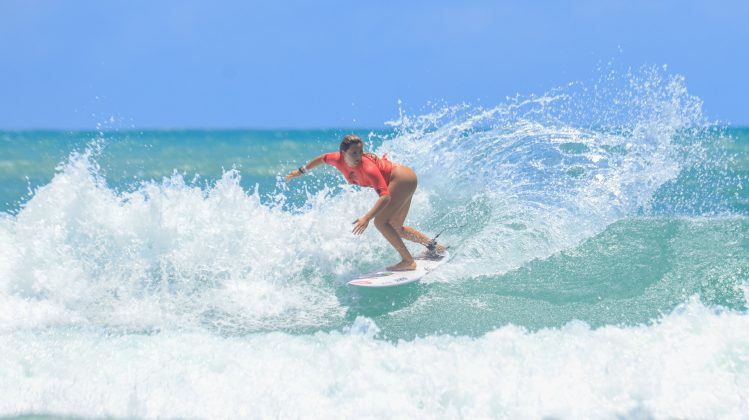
[1,66,748,417]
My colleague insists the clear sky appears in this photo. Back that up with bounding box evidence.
[1,0,747,129]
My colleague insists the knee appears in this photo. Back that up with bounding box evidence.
[374,218,405,234]
[373,216,389,231]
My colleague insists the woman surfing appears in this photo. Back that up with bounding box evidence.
[285,134,447,271]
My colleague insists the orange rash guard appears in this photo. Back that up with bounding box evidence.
[323,152,394,197]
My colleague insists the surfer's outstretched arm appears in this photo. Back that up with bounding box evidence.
[284,155,325,181]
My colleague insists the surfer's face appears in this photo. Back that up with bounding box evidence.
[343,142,363,166]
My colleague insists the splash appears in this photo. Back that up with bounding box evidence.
[0,65,721,334]
[0,152,375,333]
[376,65,711,278]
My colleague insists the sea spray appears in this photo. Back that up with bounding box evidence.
[377,65,710,279]
[0,66,735,337]
[1,65,747,417]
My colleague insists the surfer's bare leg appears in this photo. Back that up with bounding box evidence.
[389,194,447,253]
[374,167,418,271]
[374,219,415,271]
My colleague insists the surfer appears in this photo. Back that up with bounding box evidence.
[285,134,446,271]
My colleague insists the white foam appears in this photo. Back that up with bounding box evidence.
[0,152,391,332]
[379,67,706,281]
[0,66,711,332]
[0,296,747,418]
[0,65,740,418]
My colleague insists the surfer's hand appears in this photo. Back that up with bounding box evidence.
[284,170,301,182]
[352,216,369,235]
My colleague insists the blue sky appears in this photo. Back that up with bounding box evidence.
[1,0,747,129]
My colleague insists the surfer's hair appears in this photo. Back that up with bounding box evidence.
[339,134,379,162]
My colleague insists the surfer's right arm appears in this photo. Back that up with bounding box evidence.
[284,155,325,182]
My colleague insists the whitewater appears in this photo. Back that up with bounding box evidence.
[1,66,747,418]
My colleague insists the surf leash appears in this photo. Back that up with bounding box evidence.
[426,230,445,252]
[424,205,473,252]
[425,221,469,252]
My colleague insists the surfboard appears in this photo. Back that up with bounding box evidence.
[347,251,449,288]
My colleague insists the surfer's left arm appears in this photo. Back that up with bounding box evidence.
[352,168,391,235]
[352,195,390,235]
[284,155,325,181]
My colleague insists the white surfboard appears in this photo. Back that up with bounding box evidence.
[347,251,449,288]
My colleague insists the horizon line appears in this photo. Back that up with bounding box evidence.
[0,126,393,133]
[1,124,747,132]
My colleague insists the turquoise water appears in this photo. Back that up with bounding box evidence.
[1,67,748,418]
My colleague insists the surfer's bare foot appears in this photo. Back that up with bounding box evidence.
[387,260,417,271]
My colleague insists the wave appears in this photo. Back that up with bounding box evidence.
[0,65,730,334]
[1,293,747,418]
[376,65,717,279]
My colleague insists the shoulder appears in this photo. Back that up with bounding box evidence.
[323,152,341,165]
[361,156,383,176]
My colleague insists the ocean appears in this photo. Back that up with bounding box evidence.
[1,66,748,418]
